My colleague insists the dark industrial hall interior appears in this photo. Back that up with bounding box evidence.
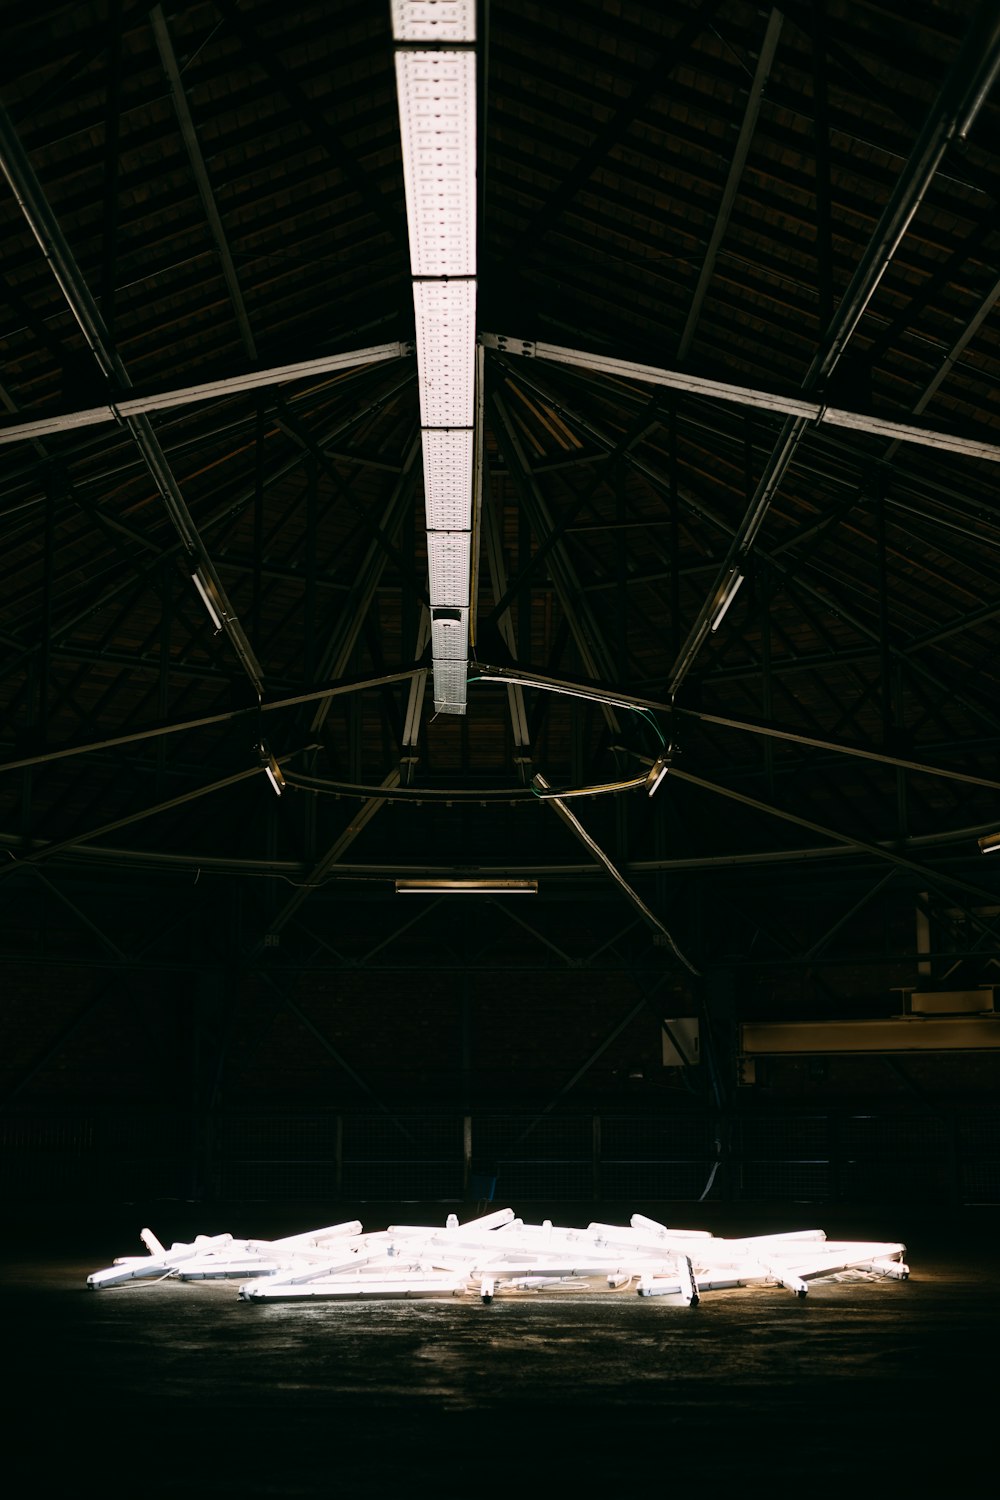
[1,0,999,1485]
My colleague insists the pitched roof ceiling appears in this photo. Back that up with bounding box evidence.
[1,0,999,971]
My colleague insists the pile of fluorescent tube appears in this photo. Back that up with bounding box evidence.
[392,0,478,715]
[86,1208,909,1303]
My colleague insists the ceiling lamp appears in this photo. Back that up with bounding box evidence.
[256,741,285,797]
[978,831,1000,854]
[191,566,224,632]
[644,755,672,798]
[395,877,538,894]
[392,0,477,716]
[710,568,744,632]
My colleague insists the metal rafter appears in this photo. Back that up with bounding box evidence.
[677,8,784,363]
[151,3,257,363]
[0,99,265,695]
[0,345,412,447]
[486,357,1000,739]
[665,3,1000,695]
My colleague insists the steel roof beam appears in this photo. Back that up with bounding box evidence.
[482,335,1000,467]
[485,355,1000,737]
[0,761,277,880]
[677,8,783,362]
[663,2,1000,695]
[0,98,265,695]
[151,4,257,362]
[473,663,1000,797]
[0,344,412,447]
[255,769,401,949]
[308,434,422,735]
[480,475,531,770]
[213,0,404,249]
[534,773,699,976]
[488,387,622,735]
[0,666,424,776]
[669,765,1000,910]
[500,0,724,264]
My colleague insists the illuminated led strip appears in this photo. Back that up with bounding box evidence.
[413,280,476,427]
[390,0,475,45]
[422,428,473,528]
[394,50,476,279]
[392,0,477,715]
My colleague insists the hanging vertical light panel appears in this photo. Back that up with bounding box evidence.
[391,0,477,714]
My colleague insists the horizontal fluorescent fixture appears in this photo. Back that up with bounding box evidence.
[710,568,744,632]
[414,278,476,427]
[422,427,473,528]
[390,1,476,44]
[395,878,537,894]
[395,49,476,278]
[427,530,471,606]
[431,657,468,714]
[979,831,1000,854]
[431,605,469,659]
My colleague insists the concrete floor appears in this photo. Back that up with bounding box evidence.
[4,1200,996,1494]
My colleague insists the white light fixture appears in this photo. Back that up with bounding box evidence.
[390,1,476,44]
[431,657,468,714]
[431,605,470,658]
[256,741,285,797]
[191,567,223,631]
[710,567,744,632]
[422,428,474,529]
[395,878,538,894]
[394,49,476,278]
[413,278,477,428]
[426,531,471,605]
[979,831,1000,854]
[393,5,478,717]
[644,756,671,797]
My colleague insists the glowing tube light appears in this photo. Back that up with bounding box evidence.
[191,567,223,631]
[644,755,671,798]
[979,831,1000,854]
[710,568,744,632]
[256,741,285,797]
[395,878,538,894]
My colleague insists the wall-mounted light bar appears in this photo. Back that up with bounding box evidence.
[395,877,538,894]
[392,0,477,716]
